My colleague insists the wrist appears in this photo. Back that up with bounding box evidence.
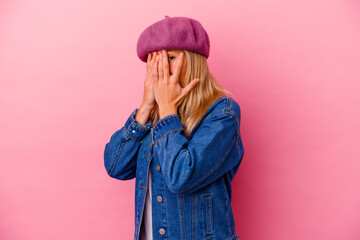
[159,106,177,119]
[139,103,154,113]
[135,106,152,126]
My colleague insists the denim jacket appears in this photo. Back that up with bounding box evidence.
[104,95,245,240]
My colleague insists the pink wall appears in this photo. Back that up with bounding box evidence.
[1,1,359,239]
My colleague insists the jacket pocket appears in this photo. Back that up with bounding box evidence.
[202,194,213,237]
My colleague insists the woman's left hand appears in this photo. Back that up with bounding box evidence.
[153,49,200,119]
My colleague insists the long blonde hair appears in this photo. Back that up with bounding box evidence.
[150,50,234,138]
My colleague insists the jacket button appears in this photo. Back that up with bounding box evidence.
[156,165,161,171]
[157,196,163,202]
[159,228,166,235]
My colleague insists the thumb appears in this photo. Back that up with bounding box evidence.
[176,78,199,107]
[182,78,200,95]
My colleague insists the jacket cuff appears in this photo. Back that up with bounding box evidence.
[153,114,184,144]
[124,108,152,141]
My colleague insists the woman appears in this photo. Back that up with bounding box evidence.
[104,16,244,240]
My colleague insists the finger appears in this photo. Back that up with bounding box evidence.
[182,78,200,96]
[152,55,159,82]
[146,54,151,74]
[158,52,163,82]
[149,52,158,75]
[147,52,152,66]
[149,52,156,69]
[152,55,160,89]
[147,52,156,66]
[162,50,170,79]
[173,51,184,82]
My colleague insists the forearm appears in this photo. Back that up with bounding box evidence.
[104,107,152,180]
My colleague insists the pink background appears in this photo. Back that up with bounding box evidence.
[1,0,359,239]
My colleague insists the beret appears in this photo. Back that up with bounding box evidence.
[137,15,210,62]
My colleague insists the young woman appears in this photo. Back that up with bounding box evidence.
[104,16,244,240]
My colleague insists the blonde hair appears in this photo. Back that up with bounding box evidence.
[150,50,234,138]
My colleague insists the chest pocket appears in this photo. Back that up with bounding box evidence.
[202,194,214,237]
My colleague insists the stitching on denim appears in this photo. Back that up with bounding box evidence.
[127,135,142,142]
[138,175,149,239]
[134,121,150,132]
[206,110,224,118]
[203,195,207,237]
[236,135,241,156]
[178,194,186,240]
[131,115,151,132]
[161,172,169,238]
[182,194,187,239]
[182,194,186,240]
[207,98,240,126]
[206,111,239,132]
[230,112,239,126]
[227,98,241,126]
[203,196,206,237]
[188,110,224,138]
[202,194,213,236]
[109,139,127,176]
[210,195,213,233]
[178,129,238,194]
[225,109,239,126]
[154,128,184,145]
[225,97,229,114]
[192,193,195,240]
[124,121,143,142]
[124,121,131,134]
[154,115,180,128]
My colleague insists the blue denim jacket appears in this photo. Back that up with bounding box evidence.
[104,95,244,240]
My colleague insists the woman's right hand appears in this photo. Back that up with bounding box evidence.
[140,51,158,111]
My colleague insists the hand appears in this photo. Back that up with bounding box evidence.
[140,51,158,111]
[153,49,200,119]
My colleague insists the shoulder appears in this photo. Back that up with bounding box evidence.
[205,95,241,126]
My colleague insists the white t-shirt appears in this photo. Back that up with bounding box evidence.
[140,166,153,240]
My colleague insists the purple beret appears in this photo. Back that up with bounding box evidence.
[137,16,210,62]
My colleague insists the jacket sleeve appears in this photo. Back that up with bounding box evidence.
[152,110,244,194]
[104,108,152,180]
